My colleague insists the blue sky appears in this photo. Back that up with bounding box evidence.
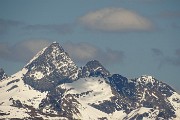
[0,0,180,91]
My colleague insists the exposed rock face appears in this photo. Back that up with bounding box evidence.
[108,75,176,119]
[79,60,110,78]
[0,68,7,80]
[23,42,78,91]
[39,86,81,119]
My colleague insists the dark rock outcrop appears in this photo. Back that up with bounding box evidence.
[0,68,7,80]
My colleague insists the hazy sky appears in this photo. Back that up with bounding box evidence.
[0,0,180,91]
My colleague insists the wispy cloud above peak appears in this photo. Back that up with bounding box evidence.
[79,7,153,32]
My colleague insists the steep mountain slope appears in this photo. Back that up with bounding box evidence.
[0,42,180,120]
[23,42,79,91]
[0,68,49,119]
[39,77,119,119]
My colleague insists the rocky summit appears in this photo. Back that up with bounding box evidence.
[24,42,79,91]
[0,42,180,120]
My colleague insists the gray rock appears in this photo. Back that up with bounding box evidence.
[0,68,7,80]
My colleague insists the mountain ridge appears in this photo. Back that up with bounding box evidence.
[0,42,180,120]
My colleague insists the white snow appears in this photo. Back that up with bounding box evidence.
[30,71,44,80]
[0,69,47,119]
[126,107,159,120]
[140,88,147,102]
[75,100,110,119]
[137,75,155,85]
[168,92,180,120]
[63,103,67,106]
[69,69,79,80]
[59,77,130,120]
[60,77,114,104]
[94,66,101,71]
[73,100,127,120]
[0,106,30,119]
[152,92,158,99]
[42,105,58,115]
[109,110,126,120]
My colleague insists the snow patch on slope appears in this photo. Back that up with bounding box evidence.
[59,77,128,119]
[73,100,126,120]
[126,107,159,120]
[61,77,114,104]
[137,75,155,85]
[168,92,180,120]
[30,71,44,80]
[76,100,109,119]
[0,106,30,119]
[0,68,47,114]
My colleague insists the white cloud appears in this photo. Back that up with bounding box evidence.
[79,8,152,32]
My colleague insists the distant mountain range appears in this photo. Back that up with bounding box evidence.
[0,42,180,120]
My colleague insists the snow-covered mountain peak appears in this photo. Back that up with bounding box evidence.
[25,42,64,67]
[23,42,78,91]
[0,68,7,80]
